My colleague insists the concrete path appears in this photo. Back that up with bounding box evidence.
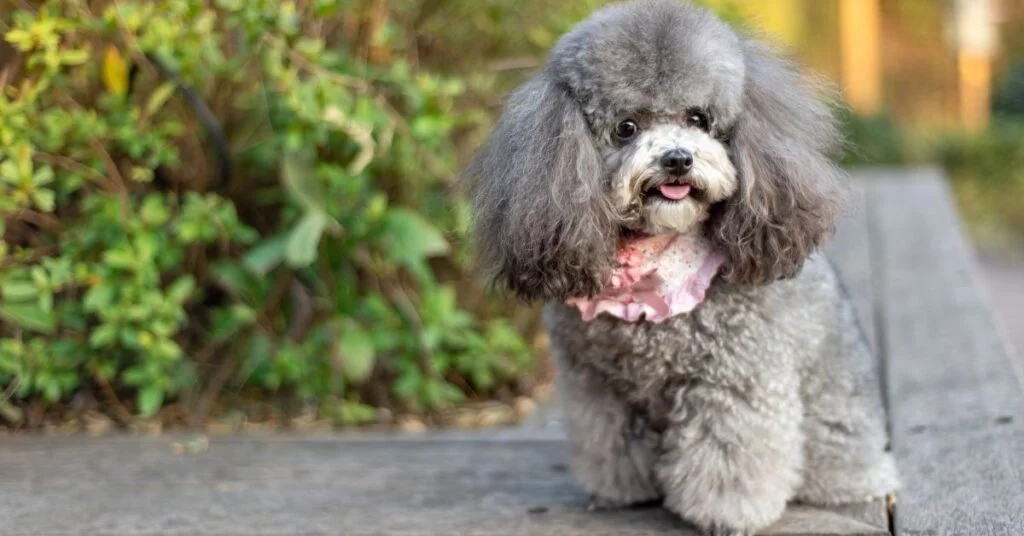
[978,251,1024,362]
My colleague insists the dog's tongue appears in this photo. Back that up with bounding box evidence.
[659,183,691,200]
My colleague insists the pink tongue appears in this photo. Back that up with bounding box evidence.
[659,183,691,200]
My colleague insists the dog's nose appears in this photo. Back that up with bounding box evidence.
[660,149,693,176]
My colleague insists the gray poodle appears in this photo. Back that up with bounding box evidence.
[465,1,898,534]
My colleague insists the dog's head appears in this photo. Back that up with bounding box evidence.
[465,0,846,302]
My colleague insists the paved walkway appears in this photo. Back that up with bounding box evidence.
[978,251,1024,362]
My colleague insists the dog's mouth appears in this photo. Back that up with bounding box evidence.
[642,179,704,203]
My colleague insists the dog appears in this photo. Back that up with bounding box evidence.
[465,1,899,534]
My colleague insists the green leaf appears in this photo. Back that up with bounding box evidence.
[239,334,275,385]
[166,276,196,304]
[140,194,170,226]
[121,366,148,386]
[136,384,164,418]
[89,324,117,347]
[0,350,20,374]
[242,234,288,275]
[32,189,55,212]
[210,305,256,342]
[61,48,91,66]
[285,211,328,267]
[312,0,341,16]
[393,369,422,404]
[439,381,466,405]
[0,400,24,424]
[338,321,376,383]
[0,303,55,334]
[378,208,450,265]
[335,399,377,425]
[145,82,177,117]
[471,366,495,390]
[210,261,267,304]
[30,266,47,287]
[2,281,38,301]
[421,379,443,409]
[83,284,115,312]
[281,149,324,213]
[421,285,457,322]
[154,339,182,361]
[37,293,53,313]
[411,115,453,141]
[401,257,436,289]
[103,247,137,270]
[131,167,154,182]
[276,2,300,36]
[42,379,62,404]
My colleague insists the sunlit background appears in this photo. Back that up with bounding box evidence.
[709,0,1024,251]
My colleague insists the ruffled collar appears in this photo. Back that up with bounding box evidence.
[566,231,724,323]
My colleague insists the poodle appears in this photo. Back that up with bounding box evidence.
[464,1,899,534]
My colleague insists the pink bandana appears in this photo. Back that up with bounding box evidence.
[567,231,724,323]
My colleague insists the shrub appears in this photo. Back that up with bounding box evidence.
[993,57,1024,119]
[834,106,909,167]
[932,119,1024,247]
[0,0,539,429]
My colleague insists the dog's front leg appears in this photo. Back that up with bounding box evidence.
[555,361,662,510]
[656,380,804,536]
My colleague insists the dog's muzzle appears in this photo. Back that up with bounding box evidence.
[659,148,693,176]
[639,149,705,203]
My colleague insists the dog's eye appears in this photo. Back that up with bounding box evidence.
[686,109,711,132]
[614,120,639,141]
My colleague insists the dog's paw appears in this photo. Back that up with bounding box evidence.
[569,439,661,511]
[663,489,786,536]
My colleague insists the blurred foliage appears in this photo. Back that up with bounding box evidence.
[835,107,908,168]
[0,0,556,429]
[933,120,1024,248]
[994,57,1024,119]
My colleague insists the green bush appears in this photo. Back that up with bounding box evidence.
[0,0,544,428]
[834,106,908,168]
[933,119,1024,247]
[993,57,1024,119]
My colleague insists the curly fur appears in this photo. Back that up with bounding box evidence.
[710,40,846,286]
[465,76,616,302]
[465,1,898,534]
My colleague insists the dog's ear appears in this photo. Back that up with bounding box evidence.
[465,73,613,302]
[711,39,846,286]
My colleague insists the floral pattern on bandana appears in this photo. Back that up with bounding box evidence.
[567,231,724,323]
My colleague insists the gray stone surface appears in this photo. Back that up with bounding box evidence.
[826,180,879,356]
[864,168,1024,535]
[0,435,666,535]
[0,434,887,535]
